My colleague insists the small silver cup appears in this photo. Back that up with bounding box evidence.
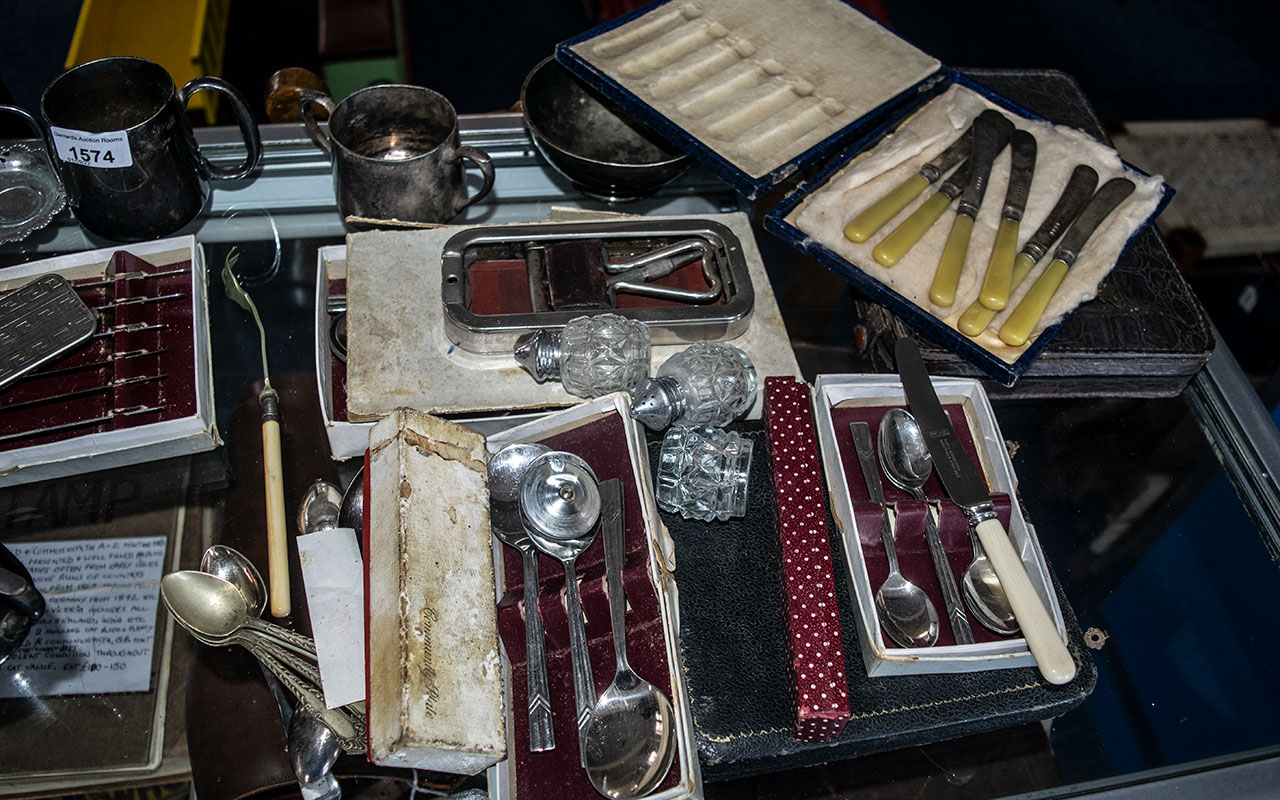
[299,85,495,227]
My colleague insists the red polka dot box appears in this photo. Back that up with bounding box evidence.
[811,374,1069,677]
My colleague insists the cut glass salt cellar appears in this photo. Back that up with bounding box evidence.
[631,342,758,430]
[656,425,753,521]
[513,313,651,398]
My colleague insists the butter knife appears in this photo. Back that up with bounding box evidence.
[957,164,1099,337]
[977,129,1038,311]
[999,177,1136,346]
[929,109,1015,306]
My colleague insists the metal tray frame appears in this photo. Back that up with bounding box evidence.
[441,218,754,353]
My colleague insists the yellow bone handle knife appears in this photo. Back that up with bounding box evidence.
[978,218,1020,310]
[958,251,1037,335]
[844,127,973,243]
[998,176,1136,347]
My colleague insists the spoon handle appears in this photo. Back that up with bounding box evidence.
[244,632,326,688]
[246,617,320,656]
[250,642,369,754]
[563,559,596,760]
[921,503,974,645]
[600,480,628,671]
[520,548,556,752]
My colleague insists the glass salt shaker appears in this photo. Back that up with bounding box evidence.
[513,313,651,398]
[656,425,753,521]
[631,342,758,430]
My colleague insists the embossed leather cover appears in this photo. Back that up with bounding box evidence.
[882,69,1214,397]
[650,420,1095,780]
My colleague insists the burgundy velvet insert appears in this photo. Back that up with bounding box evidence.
[0,251,197,449]
[828,404,1015,647]
[494,412,681,800]
[327,277,348,422]
[763,376,851,743]
[469,260,534,316]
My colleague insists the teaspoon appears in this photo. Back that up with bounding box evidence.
[200,545,296,725]
[849,422,937,648]
[488,443,556,752]
[582,479,675,798]
[878,408,975,645]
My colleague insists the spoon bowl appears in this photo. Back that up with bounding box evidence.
[583,671,677,798]
[162,570,255,639]
[962,529,1018,635]
[200,545,267,617]
[877,408,932,499]
[338,467,365,537]
[290,708,342,786]
[583,479,676,798]
[299,480,343,535]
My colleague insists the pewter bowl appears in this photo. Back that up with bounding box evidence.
[521,57,689,202]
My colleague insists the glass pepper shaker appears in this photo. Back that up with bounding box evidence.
[655,425,753,521]
[513,313,651,398]
[631,342,758,430]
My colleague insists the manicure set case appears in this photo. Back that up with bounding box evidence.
[556,0,1212,391]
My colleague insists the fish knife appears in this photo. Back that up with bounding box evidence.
[977,130,1038,311]
[998,177,1136,346]
[894,337,1076,684]
[872,161,969,267]
[928,110,1015,307]
[844,127,973,244]
[958,164,1098,337]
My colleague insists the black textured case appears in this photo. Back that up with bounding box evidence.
[877,69,1214,398]
[650,422,1096,780]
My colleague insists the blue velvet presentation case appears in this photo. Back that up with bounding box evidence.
[556,0,1180,387]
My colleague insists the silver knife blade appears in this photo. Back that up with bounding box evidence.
[893,339,990,510]
[1052,177,1137,268]
[1020,164,1099,264]
[956,110,1015,218]
[1000,130,1038,222]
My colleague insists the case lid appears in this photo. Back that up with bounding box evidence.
[558,0,942,199]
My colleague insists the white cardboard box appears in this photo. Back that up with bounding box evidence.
[0,236,218,486]
[812,374,1065,676]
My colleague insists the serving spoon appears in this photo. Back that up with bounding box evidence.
[582,478,675,798]
[878,408,974,645]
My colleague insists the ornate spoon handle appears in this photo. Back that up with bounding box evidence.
[563,557,595,759]
[249,643,368,754]
[521,547,555,752]
[244,617,320,656]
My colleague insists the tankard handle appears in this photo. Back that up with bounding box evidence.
[452,145,496,215]
[179,77,263,180]
[297,90,337,157]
